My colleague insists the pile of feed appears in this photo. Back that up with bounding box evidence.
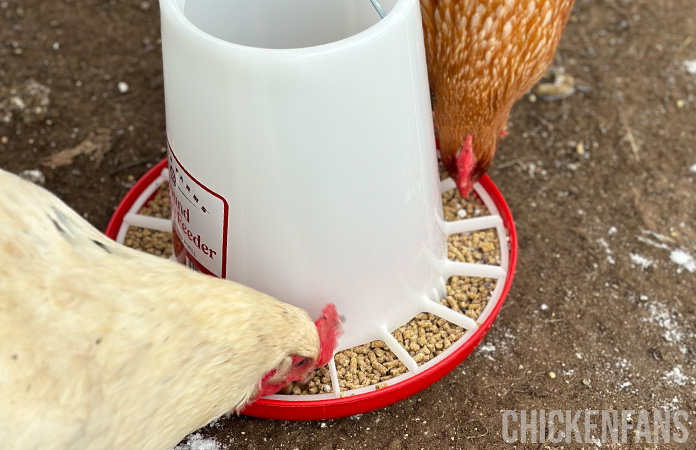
[123,183,173,258]
[122,182,502,394]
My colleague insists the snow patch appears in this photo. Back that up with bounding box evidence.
[630,253,653,269]
[597,238,615,264]
[664,396,681,412]
[670,249,696,273]
[637,236,671,250]
[685,60,696,75]
[479,343,496,352]
[662,366,695,387]
[637,230,696,273]
[615,358,631,370]
[468,330,515,367]
[478,343,497,360]
[642,302,689,344]
[173,434,223,450]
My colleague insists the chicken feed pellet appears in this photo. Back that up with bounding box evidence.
[122,182,502,395]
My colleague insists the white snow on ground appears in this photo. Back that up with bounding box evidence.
[630,253,653,269]
[173,434,223,450]
[670,249,696,273]
[642,302,686,344]
[597,238,615,264]
[467,330,515,368]
[663,366,695,387]
[635,230,696,273]
[685,60,696,75]
[477,343,497,361]
[637,236,671,250]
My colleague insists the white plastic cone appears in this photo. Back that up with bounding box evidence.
[160,0,447,349]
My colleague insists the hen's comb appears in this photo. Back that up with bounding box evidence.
[314,304,343,367]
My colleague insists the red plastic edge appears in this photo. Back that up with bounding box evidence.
[105,159,169,240]
[106,161,518,421]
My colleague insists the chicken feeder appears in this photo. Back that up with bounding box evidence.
[106,0,518,420]
[107,160,517,419]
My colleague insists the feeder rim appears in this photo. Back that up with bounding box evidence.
[160,0,415,57]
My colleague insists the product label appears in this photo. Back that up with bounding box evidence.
[168,143,228,278]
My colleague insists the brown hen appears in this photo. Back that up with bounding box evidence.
[421,0,575,195]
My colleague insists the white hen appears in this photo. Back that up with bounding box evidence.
[0,169,340,450]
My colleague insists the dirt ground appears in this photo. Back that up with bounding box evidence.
[2,0,695,448]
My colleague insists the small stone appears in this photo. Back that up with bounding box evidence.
[52,42,60,51]
[676,99,686,108]
[576,143,585,155]
[19,169,45,185]
[548,372,556,379]
[117,81,129,94]
[456,208,467,219]
[582,378,591,386]
[533,72,575,100]
[139,1,150,10]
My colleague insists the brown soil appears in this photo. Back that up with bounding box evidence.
[2,0,695,448]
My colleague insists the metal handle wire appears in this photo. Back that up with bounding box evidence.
[369,0,386,18]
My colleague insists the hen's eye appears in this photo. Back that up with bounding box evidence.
[294,358,309,368]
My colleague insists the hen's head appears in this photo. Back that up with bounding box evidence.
[438,118,507,197]
[256,304,342,398]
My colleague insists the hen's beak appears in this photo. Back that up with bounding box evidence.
[456,172,475,198]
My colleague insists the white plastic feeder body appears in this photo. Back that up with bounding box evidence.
[160,0,444,349]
